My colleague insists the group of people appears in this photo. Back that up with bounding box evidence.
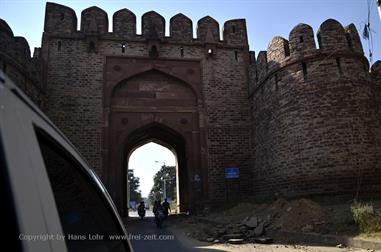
[153,198,170,219]
[137,199,171,228]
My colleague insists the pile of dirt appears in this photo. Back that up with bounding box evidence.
[208,198,328,233]
[174,199,381,244]
[260,198,327,232]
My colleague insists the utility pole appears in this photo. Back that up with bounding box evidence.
[127,169,133,213]
[163,179,167,200]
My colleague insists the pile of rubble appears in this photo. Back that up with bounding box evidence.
[203,216,272,244]
[193,198,329,244]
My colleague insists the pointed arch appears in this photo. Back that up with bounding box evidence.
[121,122,188,215]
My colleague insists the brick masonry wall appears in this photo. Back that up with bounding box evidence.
[2,3,381,204]
[43,36,104,175]
[249,19,381,199]
[41,3,251,203]
[0,19,45,108]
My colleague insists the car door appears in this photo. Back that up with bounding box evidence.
[1,72,132,251]
[1,79,68,251]
[30,125,132,251]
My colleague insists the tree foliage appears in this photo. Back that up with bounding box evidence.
[128,171,142,203]
[148,165,176,203]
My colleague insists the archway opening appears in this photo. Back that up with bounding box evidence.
[127,142,179,216]
[121,122,189,217]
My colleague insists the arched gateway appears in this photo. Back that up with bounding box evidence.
[102,56,208,216]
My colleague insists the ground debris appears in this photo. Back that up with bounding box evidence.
[254,236,273,244]
[228,238,244,244]
[241,215,258,228]
[207,198,329,234]
[336,243,347,248]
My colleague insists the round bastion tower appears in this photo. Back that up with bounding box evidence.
[249,19,381,199]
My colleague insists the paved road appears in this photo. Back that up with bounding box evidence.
[125,216,194,252]
[124,214,220,252]
[128,209,155,218]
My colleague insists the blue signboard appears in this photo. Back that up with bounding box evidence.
[225,167,240,179]
[130,201,136,209]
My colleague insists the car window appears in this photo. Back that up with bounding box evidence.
[0,133,22,251]
[35,129,130,252]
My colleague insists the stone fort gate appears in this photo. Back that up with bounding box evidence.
[35,3,253,217]
[2,2,381,217]
[104,57,207,215]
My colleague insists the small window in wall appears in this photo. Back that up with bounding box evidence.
[122,43,126,53]
[299,36,304,43]
[232,26,236,33]
[35,129,130,252]
[302,62,307,80]
[208,48,213,55]
[275,74,279,90]
[336,57,343,76]
[149,45,158,58]
[60,13,65,21]
[3,63,7,73]
[180,47,184,57]
[57,41,62,51]
[284,44,290,57]
[346,34,353,51]
[234,51,238,61]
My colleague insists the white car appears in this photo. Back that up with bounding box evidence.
[0,70,133,251]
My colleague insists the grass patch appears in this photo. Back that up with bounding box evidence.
[351,201,381,233]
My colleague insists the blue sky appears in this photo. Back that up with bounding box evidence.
[0,0,380,64]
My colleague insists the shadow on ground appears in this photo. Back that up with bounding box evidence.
[124,215,226,252]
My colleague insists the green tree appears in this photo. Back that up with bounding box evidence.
[148,165,176,203]
[128,171,142,203]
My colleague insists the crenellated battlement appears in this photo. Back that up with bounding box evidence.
[43,2,248,46]
[249,20,381,201]
[113,9,136,38]
[170,13,193,42]
[371,60,381,84]
[0,19,45,106]
[289,23,316,55]
[250,18,366,88]
[0,19,32,65]
[81,6,108,34]
[44,2,77,34]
